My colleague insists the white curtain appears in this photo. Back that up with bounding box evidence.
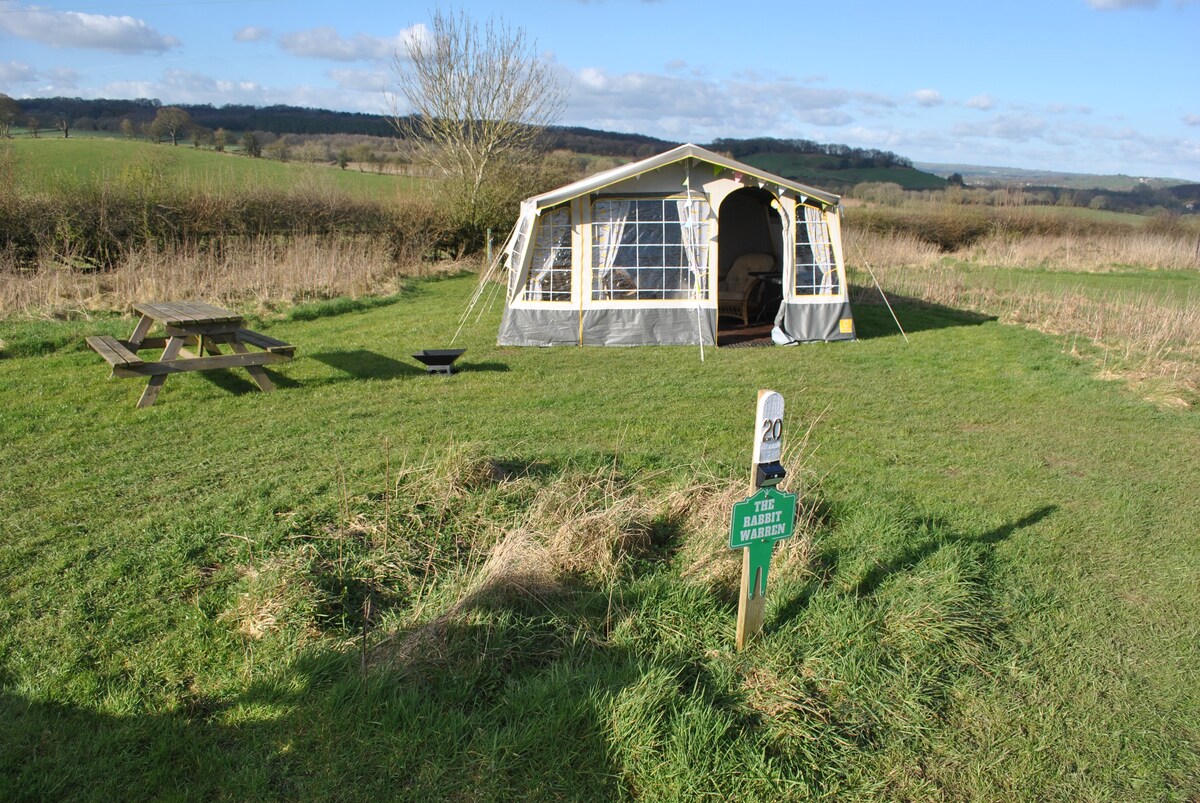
[525,208,568,301]
[805,206,836,294]
[592,200,630,299]
[676,197,710,299]
[507,213,532,299]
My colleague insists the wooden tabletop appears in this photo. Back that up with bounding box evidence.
[133,301,243,326]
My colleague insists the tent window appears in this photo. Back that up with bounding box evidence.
[507,214,532,297]
[522,207,573,302]
[591,198,711,301]
[794,206,840,296]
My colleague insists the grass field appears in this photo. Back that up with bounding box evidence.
[6,136,422,200]
[1,275,1198,799]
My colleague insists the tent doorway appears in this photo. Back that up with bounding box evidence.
[716,187,783,336]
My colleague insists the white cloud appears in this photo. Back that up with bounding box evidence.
[0,2,179,54]
[234,26,271,43]
[557,66,880,142]
[911,89,943,107]
[0,62,80,94]
[1045,102,1092,115]
[328,68,389,94]
[0,60,37,84]
[42,67,80,92]
[1184,114,1200,126]
[965,94,995,111]
[278,24,428,63]
[1086,0,1158,9]
[952,113,1049,142]
[799,109,854,127]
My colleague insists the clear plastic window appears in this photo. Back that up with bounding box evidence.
[591,198,710,301]
[794,206,840,296]
[522,207,573,302]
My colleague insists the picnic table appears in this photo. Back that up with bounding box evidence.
[87,301,295,407]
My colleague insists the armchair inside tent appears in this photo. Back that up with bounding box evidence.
[718,252,775,326]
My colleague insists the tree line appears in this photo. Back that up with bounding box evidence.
[4,96,876,166]
[708,136,914,169]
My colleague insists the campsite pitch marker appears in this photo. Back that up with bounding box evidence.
[733,390,797,651]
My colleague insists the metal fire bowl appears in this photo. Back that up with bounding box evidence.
[412,348,466,375]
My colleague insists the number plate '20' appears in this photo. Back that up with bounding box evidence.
[752,391,784,464]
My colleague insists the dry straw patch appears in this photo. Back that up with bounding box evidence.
[966,232,1199,272]
[678,435,824,595]
[381,465,661,666]
[220,556,319,643]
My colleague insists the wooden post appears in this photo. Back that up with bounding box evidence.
[736,537,768,650]
[735,389,785,651]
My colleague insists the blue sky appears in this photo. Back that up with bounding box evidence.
[1,0,1197,179]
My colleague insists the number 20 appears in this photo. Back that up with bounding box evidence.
[761,417,782,442]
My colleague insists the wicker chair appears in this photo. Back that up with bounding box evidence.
[718,252,775,326]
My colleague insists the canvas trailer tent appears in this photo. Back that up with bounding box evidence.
[497,143,855,347]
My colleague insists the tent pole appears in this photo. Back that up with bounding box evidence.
[852,240,909,344]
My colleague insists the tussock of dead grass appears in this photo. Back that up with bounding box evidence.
[220,556,319,643]
[234,438,831,670]
[678,435,824,595]
[528,466,657,578]
[387,529,562,665]
[676,480,747,591]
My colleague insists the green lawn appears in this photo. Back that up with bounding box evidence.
[1,276,1198,799]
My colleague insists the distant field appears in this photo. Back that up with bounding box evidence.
[916,161,1190,191]
[5,136,423,200]
[742,152,948,191]
[957,263,1200,304]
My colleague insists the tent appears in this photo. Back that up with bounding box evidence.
[496,143,855,347]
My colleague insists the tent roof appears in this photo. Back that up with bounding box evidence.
[526,143,842,211]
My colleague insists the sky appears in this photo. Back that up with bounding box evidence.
[1,0,1198,180]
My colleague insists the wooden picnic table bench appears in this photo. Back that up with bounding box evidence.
[87,301,296,407]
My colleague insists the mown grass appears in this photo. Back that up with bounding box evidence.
[1,276,1198,800]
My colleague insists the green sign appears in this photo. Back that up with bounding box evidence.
[729,486,796,549]
[729,486,796,600]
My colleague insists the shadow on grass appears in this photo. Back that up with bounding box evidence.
[310,349,425,381]
[771,504,1057,631]
[851,504,1056,597]
[850,289,995,340]
[0,584,633,799]
[195,365,300,396]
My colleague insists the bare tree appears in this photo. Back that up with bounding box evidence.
[0,94,19,139]
[54,114,70,138]
[151,106,192,146]
[240,131,261,158]
[25,114,40,138]
[388,9,566,241]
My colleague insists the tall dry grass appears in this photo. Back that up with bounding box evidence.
[845,227,1200,406]
[0,235,456,317]
[964,231,1200,272]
